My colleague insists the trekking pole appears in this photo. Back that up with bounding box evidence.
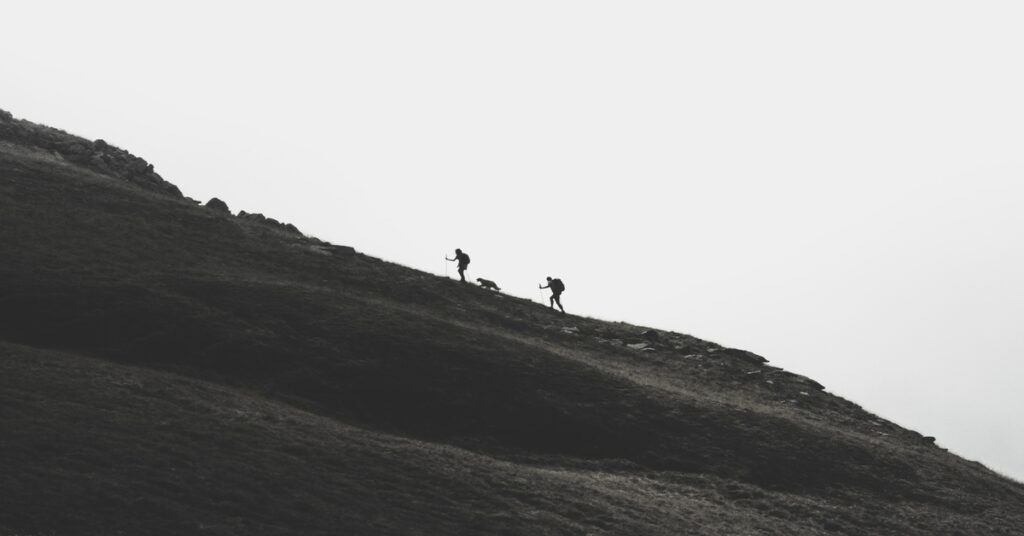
[538,285,544,304]
[445,257,449,278]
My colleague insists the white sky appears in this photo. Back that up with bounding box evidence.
[4,1,1022,482]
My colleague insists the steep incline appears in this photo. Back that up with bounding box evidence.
[2,110,1023,535]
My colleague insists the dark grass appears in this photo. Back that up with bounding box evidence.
[2,126,1024,535]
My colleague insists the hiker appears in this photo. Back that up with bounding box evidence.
[446,248,470,282]
[539,276,566,313]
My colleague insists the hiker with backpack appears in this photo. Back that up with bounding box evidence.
[539,276,566,313]
[446,248,471,282]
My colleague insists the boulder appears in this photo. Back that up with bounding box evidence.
[777,372,825,391]
[205,198,231,213]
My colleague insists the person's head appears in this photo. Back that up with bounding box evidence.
[455,248,462,254]
[546,276,552,281]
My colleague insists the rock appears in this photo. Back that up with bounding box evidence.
[769,371,825,391]
[125,159,149,174]
[923,436,936,443]
[237,210,303,236]
[325,244,356,256]
[642,330,660,341]
[89,153,110,171]
[62,142,92,161]
[716,348,769,365]
[796,375,825,391]
[205,198,231,213]
[627,342,650,350]
[238,210,267,222]
[673,343,703,354]
[155,179,183,197]
[561,326,580,335]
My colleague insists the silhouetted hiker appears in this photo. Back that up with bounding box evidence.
[539,276,565,313]
[446,248,470,282]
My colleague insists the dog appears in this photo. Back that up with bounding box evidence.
[476,278,501,292]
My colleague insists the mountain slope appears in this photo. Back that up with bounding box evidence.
[2,109,1023,535]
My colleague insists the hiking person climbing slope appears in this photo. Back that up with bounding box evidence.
[539,276,566,313]
[446,248,471,282]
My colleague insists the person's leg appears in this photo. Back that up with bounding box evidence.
[458,267,466,281]
[554,294,565,313]
[549,295,555,308]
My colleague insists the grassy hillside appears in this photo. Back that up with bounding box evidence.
[2,109,1023,535]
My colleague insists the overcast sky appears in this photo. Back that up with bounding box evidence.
[4,1,1022,482]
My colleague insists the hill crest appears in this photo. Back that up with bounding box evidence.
[2,108,1022,535]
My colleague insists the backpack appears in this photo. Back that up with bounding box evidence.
[551,278,565,293]
[461,253,470,265]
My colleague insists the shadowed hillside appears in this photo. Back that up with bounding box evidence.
[2,109,1023,535]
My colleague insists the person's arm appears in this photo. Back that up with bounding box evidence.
[539,283,549,289]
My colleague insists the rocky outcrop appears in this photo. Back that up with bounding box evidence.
[3,108,359,273]
[0,108,181,197]
[237,210,302,236]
